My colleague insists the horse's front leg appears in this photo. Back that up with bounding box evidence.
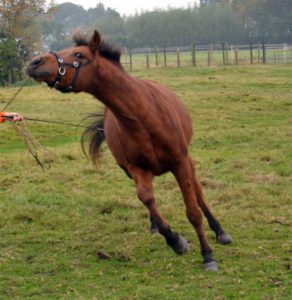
[129,166,189,255]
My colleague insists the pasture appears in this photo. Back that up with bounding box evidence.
[0,64,291,299]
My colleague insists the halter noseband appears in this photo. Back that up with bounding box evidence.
[48,51,92,93]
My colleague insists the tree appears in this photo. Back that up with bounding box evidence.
[200,0,230,5]
[231,0,292,42]
[45,2,126,49]
[125,4,245,47]
[0,0,55,85]
[197,3,246,44]
[125,7,200,47]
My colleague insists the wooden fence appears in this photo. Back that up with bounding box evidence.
[121,43,292,71]
[1,43,291,86]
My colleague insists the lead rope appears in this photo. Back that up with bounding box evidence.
[12,120,60,170]
[0,120,60,194]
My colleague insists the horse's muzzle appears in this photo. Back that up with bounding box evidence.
[26,68,50,80]
[29,57,44,69]
[26,57,50,80]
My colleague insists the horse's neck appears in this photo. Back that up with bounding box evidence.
[91,59,146,127]
[91,58,190,156]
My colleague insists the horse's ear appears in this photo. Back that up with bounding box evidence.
[89,30,101,53]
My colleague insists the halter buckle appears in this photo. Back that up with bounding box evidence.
[73,61,79,68]
[59,67,66,76]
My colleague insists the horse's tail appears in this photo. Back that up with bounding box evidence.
[81,113,105,164]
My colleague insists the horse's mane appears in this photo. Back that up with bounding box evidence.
[73,33,121,63]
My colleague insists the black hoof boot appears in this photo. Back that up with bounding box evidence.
[217,232,232,245]
[203,253,218,271]
[171,234,189,255]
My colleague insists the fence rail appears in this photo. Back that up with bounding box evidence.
[121,43,292,71]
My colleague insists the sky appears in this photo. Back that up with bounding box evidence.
[54,1,199,16]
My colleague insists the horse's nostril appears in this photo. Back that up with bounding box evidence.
[31,57,43,68]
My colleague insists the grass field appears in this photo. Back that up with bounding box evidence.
[0,64,291,299]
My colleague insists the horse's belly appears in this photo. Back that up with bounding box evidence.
[105,109,188,176]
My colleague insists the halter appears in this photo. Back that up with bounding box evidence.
[48,51,92,93]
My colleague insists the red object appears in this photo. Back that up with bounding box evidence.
[0,112,6,123]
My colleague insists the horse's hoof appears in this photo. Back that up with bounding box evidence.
[150,227,159,234]
[203,261,218,271]
[171,235,189,255]
[217,233,232,245]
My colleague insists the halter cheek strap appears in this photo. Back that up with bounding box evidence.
[48,51,91,93]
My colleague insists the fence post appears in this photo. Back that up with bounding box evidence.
[129,48,133,71]
[283,43,287,63]
[235,49,239,65]
[163,46,167,67]
[176,48,181,67]
[222,42,226,65]
[262,41,266,64]
[230,45,234,65]
[191,43,196,66]
[257,43,261,63]
[250,42,253,64]
[225,43,229,65]
[155,47,158,66]
[146,53,150,69]
[208,50,211,66]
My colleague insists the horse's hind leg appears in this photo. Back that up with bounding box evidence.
[129,166,189,255]
[173,156,218,271]
[192,167,232,244]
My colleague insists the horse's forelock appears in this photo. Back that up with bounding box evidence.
[72,32,121,63]
[73,33,89,47]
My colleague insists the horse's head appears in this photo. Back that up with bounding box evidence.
[27,30,103,93]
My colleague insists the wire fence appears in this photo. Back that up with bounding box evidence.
[121,43,292,71]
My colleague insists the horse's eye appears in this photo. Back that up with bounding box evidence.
[75,53,83,59]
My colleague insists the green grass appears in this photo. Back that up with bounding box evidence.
[0,64,291,299]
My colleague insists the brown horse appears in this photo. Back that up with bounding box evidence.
[27,30,231,271]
